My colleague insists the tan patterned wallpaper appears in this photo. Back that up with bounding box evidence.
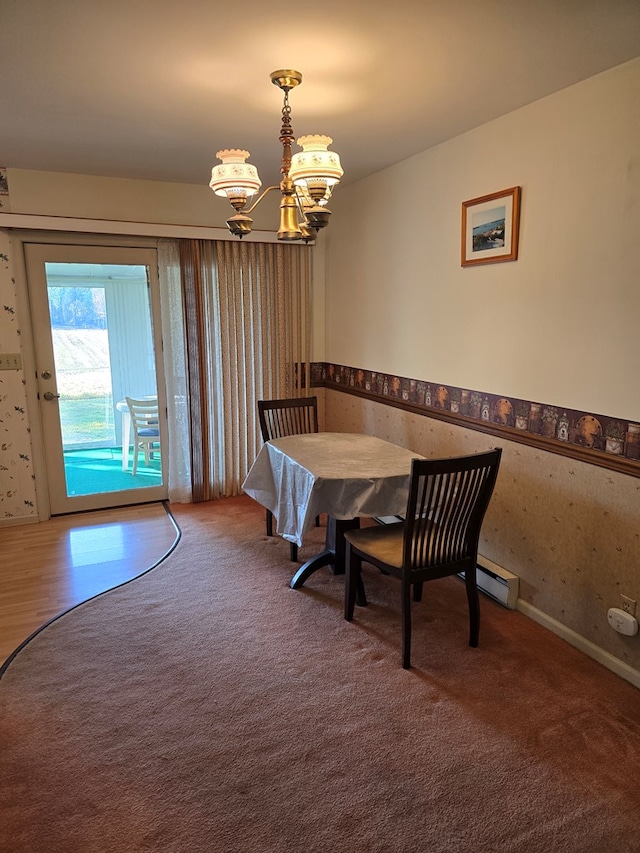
[323,388,640,678]
[0,231,37,521]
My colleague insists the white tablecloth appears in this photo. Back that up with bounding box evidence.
[242,433,423,547]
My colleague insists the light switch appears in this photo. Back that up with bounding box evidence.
[0,353,22,370]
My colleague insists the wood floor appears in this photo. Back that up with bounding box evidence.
[0,502,179,666]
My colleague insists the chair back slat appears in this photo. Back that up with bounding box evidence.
[125,397,160,430]
[258,397,318,442]
[405,449,501,573]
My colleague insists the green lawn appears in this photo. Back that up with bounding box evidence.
[53,328,114,446]
[59,397,115,445]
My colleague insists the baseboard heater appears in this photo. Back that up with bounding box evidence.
[460,556,519,610]
[373,517,519,609]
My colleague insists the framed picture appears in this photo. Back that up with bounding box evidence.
[0,167,9,211]
[461,186,521,267]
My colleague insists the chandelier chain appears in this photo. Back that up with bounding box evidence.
[279,90,295,179]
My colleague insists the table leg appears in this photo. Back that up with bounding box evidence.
[290,517,366,606]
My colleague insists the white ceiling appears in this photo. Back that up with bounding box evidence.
[2,0,640,190]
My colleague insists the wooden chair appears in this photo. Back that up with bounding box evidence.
[258,396,319,561]
[125,396,161,475]
[344,448,502,668]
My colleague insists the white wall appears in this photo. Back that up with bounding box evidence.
[6,168,276,228]
[324,58,640,421]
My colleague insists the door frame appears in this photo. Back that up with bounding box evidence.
[13,230,169,519]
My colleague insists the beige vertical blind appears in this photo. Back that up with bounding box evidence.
[179,239,312,501]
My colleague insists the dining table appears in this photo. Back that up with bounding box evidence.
[242,432,423,593]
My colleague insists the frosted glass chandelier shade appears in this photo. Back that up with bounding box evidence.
[289,135,343,188]
[209,149,262,198]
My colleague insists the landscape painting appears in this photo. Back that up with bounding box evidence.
[461,186,521,266]
[472,205,505,250]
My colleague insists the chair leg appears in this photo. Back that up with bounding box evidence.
[355,574,367,608]
[132,446,138,476]
[401,582,412,669]
[264,508,297,561]
[413,581,423,602]
[466,574,480,647]
[344,544,360,621]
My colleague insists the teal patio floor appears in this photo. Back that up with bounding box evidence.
[64,448,162,497]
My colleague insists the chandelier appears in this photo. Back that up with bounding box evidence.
[209,70,343,242]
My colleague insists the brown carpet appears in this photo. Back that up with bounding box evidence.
[1,496,640,853]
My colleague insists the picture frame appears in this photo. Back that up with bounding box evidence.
[0,167,9,212]
[461,186,521,267]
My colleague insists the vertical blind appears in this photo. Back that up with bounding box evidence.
[178,238,312,501]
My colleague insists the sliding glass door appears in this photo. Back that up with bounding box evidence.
[24,243,168,514]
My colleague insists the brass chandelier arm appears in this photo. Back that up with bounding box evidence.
[239,184,280,215]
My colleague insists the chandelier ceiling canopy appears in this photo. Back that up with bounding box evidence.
[209,70,343,243]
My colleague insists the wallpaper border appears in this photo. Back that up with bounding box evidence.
[311,362,640,479]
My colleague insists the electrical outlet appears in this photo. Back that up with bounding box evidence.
[621,595,637,617]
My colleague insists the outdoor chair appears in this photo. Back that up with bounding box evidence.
[344,448,502,668]
[125,396,161,475]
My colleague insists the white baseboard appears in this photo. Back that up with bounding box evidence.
[517,599,640,690]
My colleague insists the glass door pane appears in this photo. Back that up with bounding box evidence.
[46,262,162,498]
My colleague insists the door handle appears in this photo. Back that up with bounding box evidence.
[42,391,61,401]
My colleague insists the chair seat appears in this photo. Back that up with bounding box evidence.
[138,428,159,437]
[345,522,405,569]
